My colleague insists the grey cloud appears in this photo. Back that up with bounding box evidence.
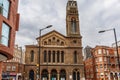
[16,0,120,48]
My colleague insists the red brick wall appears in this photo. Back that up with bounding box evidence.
[0,0,19,59]
[0,0,19,79]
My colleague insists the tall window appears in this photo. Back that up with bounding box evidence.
[48,51,51,62]
[73,72,76,80]
[61,51,64,63]
[12,66,16,71]
[57,51,60,62]
[0,0,10,18]
[30,50,34,62]
[6,66,11,71]
[53,51,55,62]
[98,49,102,54]
[77,72,80,80]
[73,69,80,80]
[1,23,10,46]
[71,18,77,33]
[74,51,77,63]
[44,50,47,62]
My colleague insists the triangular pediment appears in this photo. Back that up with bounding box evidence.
[37,30,66,47]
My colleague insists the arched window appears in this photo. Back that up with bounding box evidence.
[60,70,66,80]
[73,71,76,80]
[51,69,57,80]
[57,39,60,45]
[73,69,80,80]
[61,41,64,46]
[53,51,55,63]
[29,70,34,80]
[74,51,77,63]
[44,50,47,62]
[77,72,80,80]
[30,50,34,62]
[57,51,60,62]
[44,41,47,45]
[48,39,51,45]
[61,51,64,63]
[48,51,51,62]
[41,69,48,80]
[0,0,10,18]
[71,18,77,33]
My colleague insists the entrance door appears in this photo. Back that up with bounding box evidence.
[51,69,57,80]
[29,70,34,80]
[60,70,66,80]
[42,69,48,80]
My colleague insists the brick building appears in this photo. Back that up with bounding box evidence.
[84,45,120,80]
[2,45,24,80]
[24,0,84,80]
[84,46,96,80]
[0,0,19,79]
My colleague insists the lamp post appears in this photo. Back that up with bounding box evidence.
[98,28,119,79]
[38,25,52,80]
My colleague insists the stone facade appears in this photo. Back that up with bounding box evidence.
[24,0,84,80]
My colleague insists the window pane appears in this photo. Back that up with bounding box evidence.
[0,0,10,18]
[30,50,34,62]
[74,51,77,63]
[57,51,60,62]
[53,51,55,62]
[48,51,51,62]
[12,66,16,71]
[1,23,10,46]
[71,18,77,33]
[98,49,102,54]
[0,0,3,4]
[44,51,47,62]
[61,51,64,63]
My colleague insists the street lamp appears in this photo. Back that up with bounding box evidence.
[38,25,52,80]
[98,28,120,78]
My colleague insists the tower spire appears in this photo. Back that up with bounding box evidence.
[66,0,81,37]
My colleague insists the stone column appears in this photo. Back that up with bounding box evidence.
[57,73,60,80]
[48,73,50,80]
[108,73,111,80]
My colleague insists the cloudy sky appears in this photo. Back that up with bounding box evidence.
[15,0,120,48]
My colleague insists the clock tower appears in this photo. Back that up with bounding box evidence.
[66,0,81,37]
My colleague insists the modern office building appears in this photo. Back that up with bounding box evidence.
[24,0,84,80]
[0,0,19,79]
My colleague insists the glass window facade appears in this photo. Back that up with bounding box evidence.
[1,22,10,46]
[0,0,10,18]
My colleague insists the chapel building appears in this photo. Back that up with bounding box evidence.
[24,0,84,80]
